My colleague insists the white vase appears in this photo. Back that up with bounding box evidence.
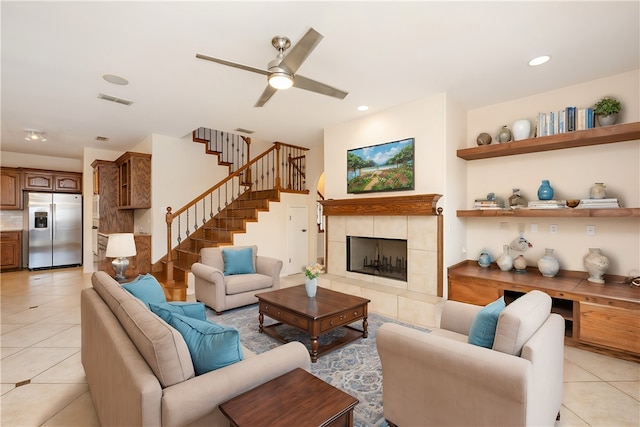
[512,119,531,141]
[305,277,318,297]
[496,244,513,272]
[583,248,609,283]
[538,248,560,278]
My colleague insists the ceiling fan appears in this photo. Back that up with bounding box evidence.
[196,28,348,107]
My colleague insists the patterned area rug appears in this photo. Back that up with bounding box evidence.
[206,304,430,427]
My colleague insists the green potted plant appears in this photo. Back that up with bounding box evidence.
[593,97,621,126]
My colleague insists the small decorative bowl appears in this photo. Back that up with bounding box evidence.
[566,199,580,208]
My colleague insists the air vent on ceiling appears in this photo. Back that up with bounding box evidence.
[234,128,255,134]
[95,136,110,142]
[97,93,133,106]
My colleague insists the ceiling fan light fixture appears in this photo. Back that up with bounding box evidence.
[24,130,47,142]
[268,72,293,90]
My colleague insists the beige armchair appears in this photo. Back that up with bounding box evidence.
[376,290,565,427]
[191,245,282,314]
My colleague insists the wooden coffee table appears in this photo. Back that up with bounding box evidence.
[219,368,358,427]
[257,285,370,362]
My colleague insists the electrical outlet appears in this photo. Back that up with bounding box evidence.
[550,224,558,234]
[531,223,538,233]
[586,225,596,236]
[500,222,509,230]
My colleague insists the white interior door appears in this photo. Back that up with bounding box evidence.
[287,205,308,275]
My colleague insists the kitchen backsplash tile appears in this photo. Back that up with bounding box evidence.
[0,211,24,230]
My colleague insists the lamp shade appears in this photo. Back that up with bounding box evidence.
[106,233,137,258]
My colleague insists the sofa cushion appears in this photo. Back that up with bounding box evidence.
[493,290,552,356]
[225,273,273,295]
[91,272,195,388]
[222,247,256,275]
[467,297,506,348]
[122,274,167,308]
[149,301,207,323]
[168,313,244,375]
[200,245,257,273]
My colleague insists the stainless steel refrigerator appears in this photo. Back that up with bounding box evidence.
[27,192,83,269]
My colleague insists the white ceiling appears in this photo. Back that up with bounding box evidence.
[2,1,639,160]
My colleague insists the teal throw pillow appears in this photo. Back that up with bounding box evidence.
[149,302,207,323]
[468,297,506,348]
[168,313,244,375]
[122,274,166,308]
[222,247,255,275]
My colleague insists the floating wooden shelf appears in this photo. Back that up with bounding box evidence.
[457,122,640,160]
[457,207,640,218]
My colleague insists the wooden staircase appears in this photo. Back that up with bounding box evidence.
[154,137,309,300]
[156,189,279,295]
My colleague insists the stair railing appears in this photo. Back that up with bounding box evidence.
[163,142,309,284]
[193,128,251,174]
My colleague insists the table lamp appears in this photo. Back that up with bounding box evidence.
[106,233,137,282]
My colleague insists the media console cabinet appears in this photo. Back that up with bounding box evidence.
[448,260,640,362]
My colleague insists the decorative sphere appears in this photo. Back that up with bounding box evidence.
[476,132,492,146]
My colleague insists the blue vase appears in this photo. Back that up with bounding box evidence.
[537,180,554,200]
[478,251,491,268]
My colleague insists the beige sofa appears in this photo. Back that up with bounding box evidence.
[191,245,282,314]
[376,290,565,427]
[81,271,310,427]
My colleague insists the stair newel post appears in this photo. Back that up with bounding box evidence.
[242,136,251,184]
[165,207,175,285]
[274,142,282,191]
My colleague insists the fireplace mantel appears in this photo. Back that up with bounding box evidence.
[320,194,442,216]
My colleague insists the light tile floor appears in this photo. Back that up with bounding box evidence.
[1,268,638,426]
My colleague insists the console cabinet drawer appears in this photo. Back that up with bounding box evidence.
[579,303,640,354]
[448,279,501,306]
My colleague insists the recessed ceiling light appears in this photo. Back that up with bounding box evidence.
[528,55,550,66]
[357,105,369,112]
[103,74,129,85]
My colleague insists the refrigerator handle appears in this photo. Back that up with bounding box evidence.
[51,203,55,241]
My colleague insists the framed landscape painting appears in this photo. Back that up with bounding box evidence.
[347,137,414,194]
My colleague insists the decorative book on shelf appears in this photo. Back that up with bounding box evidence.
[473,198,503,209]
[528,200,566,209]
[578,198,620,209]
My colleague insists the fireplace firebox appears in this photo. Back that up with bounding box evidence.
[346,236,407,281]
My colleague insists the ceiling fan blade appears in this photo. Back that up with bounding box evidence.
[279,28,323,74]
[254,85,278,107]
[196,53,269,76]
[293,75,349,100]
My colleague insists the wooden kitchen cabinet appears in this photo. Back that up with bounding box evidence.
[54,172,82,192]
[1,168,23,210]
[23,169,82,193]
[115,152,151,209]
[92,160,133,234]
[1,231,22,270]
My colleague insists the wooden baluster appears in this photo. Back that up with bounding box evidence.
[165,207,174,285]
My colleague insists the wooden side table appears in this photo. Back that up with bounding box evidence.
[219,368,358,427]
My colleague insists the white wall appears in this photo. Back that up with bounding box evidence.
[465,70,640,275]
[323,70,640,287]
[323,92,462,288]
[233,192,310,276]
[149,134,231,262]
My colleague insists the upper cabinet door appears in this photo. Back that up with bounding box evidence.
[0,168,23,210]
